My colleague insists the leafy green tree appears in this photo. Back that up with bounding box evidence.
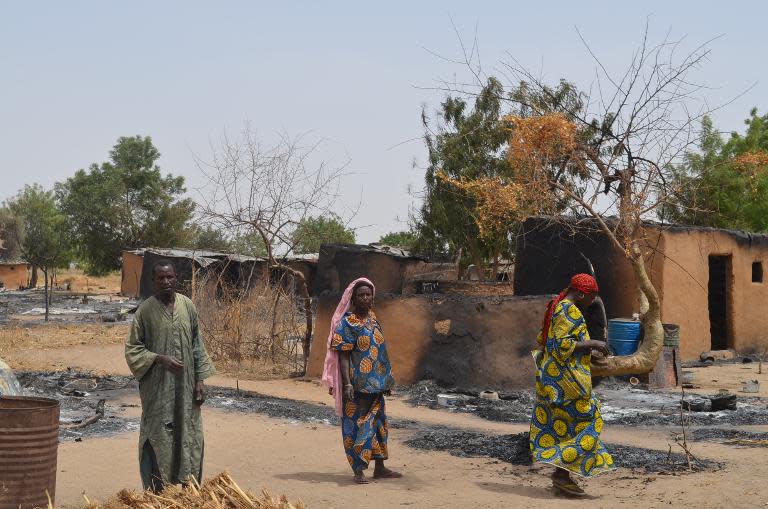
[184,224,232,252]
[415,77,582,275]
[290,214,355,254]
[663,110,768,232]
[379,231,417,251]
[416,78,510,267]
[56,136,195,275]
[0,208,24,263]
[7,185,72,320]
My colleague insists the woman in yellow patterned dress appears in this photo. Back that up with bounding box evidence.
[530,273,615,496]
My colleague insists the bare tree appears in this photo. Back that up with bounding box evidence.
[438,23,730,375]
[197,126,349,373]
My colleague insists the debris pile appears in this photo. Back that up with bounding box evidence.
[682,391,737,412]
[402,379,768,426]
[62,472,304,509]
[17,370,138,440]
[0,289,133,324]
[399,380,535,422]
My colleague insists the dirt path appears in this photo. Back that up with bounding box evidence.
[8,344,768,508]
[56,401,768,509]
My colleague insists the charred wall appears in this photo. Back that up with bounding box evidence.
[313,244,457,297]
[120,251,143,298]
[514,218,641,319]
[306,293,551,389]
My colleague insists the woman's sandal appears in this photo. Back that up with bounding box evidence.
[552,478,586,497]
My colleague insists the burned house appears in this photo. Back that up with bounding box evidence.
[121,248,317,300]
[312,243,458,295]
[120,249,144,298]
[515,217,768,361]
[306,243,549,389]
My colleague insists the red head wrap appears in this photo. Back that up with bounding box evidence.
[569,273,599,295]
[538,273,599,346]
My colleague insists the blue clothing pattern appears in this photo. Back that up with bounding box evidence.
[331,311,394,393]
[331,311,394,471]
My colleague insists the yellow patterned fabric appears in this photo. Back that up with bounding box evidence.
[530,299,615,477]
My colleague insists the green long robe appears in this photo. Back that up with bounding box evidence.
[125,294,216,486]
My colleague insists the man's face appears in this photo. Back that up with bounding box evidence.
[154,266,177,297]
[353,285,373,312]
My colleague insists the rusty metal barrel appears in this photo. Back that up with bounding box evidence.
[0,396,60,509]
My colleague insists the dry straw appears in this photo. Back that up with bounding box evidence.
[51,472,305,509]
[193,273,306,377]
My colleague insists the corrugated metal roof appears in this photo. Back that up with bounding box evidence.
[123,247,316,264]
[0,259,27,266]
[320,243,424,260]
[224,253,266,263]
[279,253,319,263]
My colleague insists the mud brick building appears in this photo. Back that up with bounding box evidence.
[515,217,768,361]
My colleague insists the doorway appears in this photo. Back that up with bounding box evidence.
[708,255,732,350]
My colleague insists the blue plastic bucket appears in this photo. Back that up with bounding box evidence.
[607,319,642,356]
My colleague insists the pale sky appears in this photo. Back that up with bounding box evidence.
[1,2,765,243]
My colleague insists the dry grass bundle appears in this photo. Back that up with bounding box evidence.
[62,472,304,509]
[193,275,306,378]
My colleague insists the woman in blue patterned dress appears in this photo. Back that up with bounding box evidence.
[530,274,615,496]
[330,280,402,484]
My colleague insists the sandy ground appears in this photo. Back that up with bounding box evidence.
[683,363,768,398]
[5,344,768,508]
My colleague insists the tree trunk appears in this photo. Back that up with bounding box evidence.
[48,271,54,307]
[43,268,50,322]
[591,244,664,376]
[29,265,38,289]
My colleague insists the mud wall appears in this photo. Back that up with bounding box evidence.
[0,264,28,290]
[120,251,143,298]
[660,228,768,359]
[306,294,551,389]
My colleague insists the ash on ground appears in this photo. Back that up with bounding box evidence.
[17,370,139,441]
[406,429,721,475]
[0,289,134,324]
[688,428,768,446]
[399,379,768,426]
[205,386,416,430]
[206,387,339,426]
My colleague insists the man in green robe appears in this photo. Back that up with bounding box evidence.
[125,260,216,491]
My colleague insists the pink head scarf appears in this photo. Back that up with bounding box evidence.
[321,277,375,416]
